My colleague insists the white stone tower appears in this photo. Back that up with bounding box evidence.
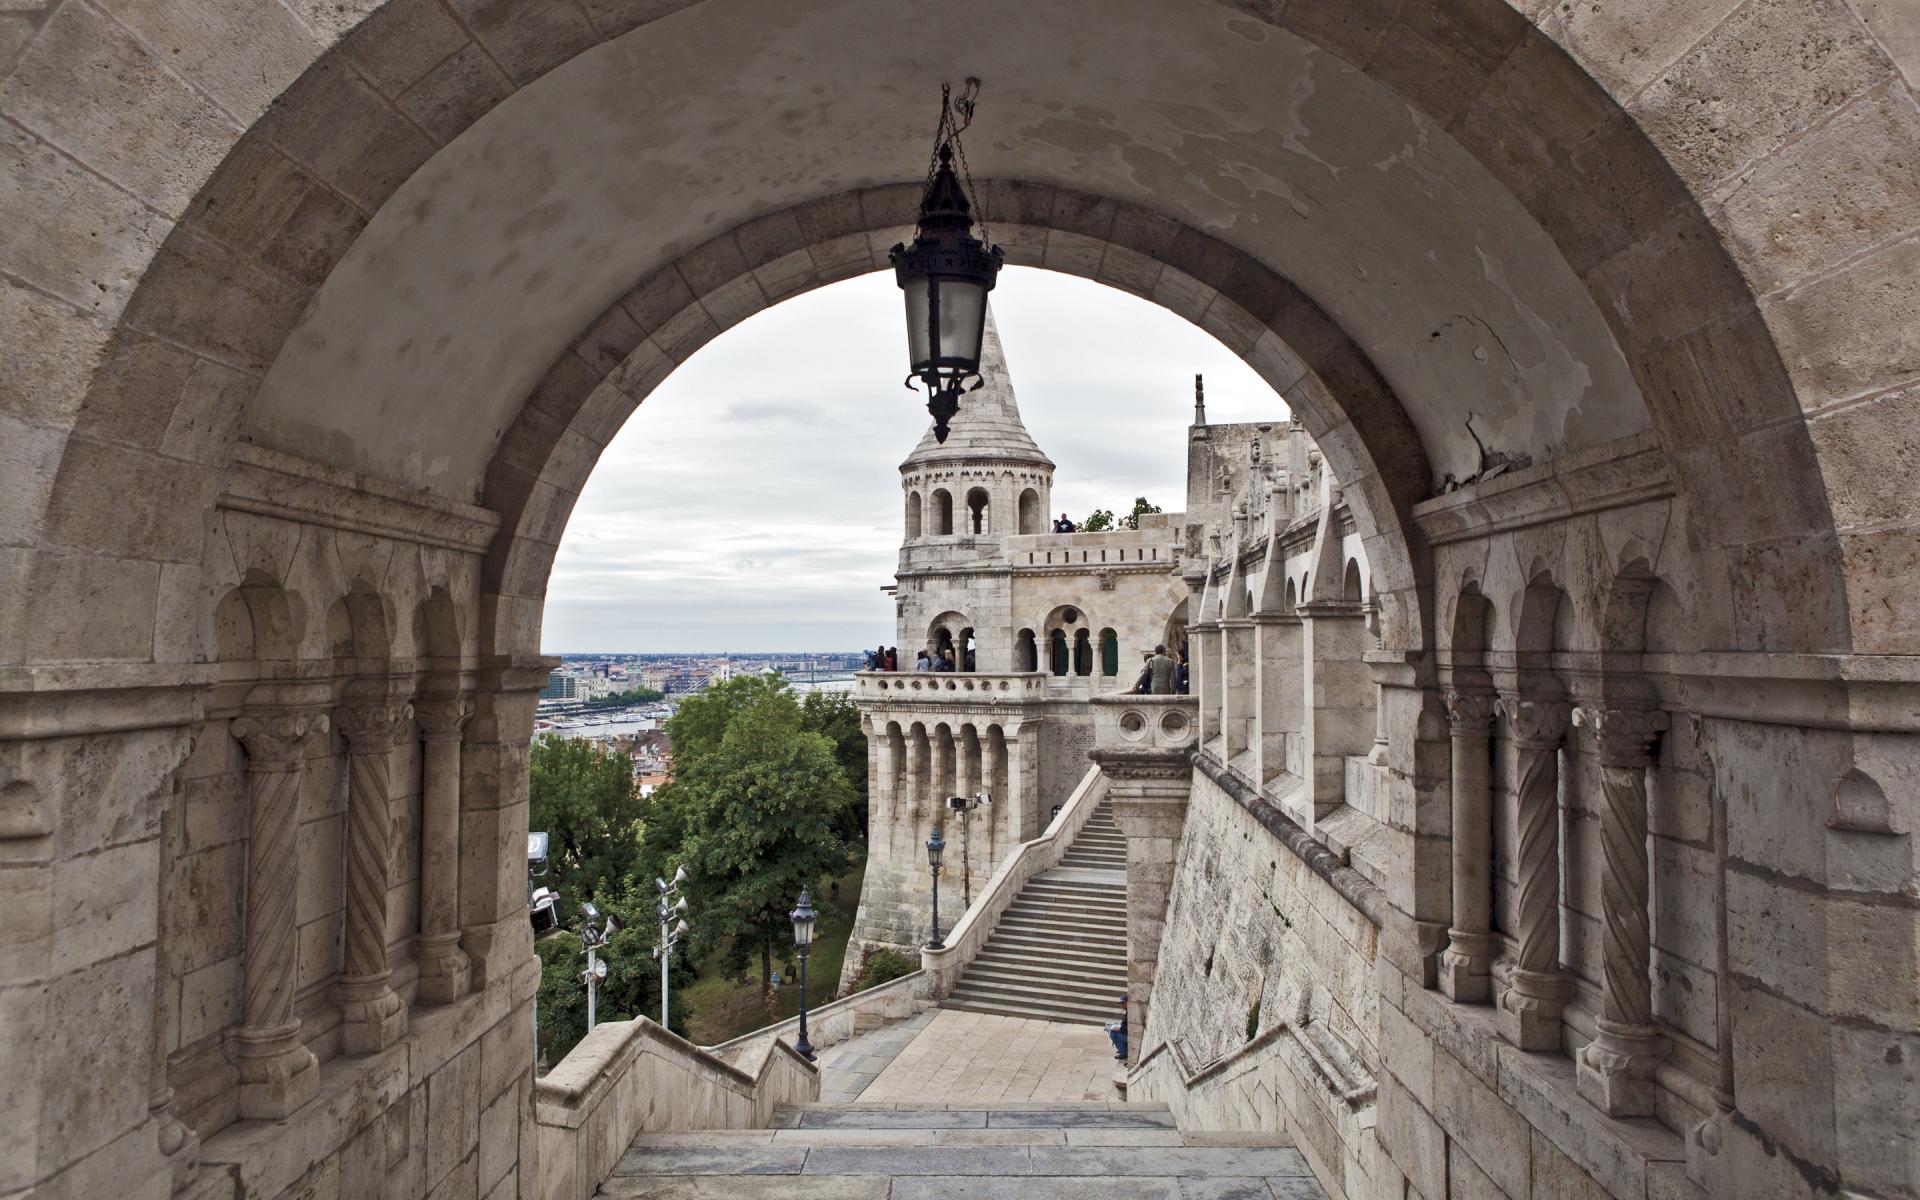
[896,309,1055,671]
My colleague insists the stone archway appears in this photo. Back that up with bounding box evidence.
[2,1,1916,1198]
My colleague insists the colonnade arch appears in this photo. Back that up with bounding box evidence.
[3,0,1915,1196]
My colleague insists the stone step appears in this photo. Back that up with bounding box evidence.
[979,935,1126,970]
[961,961,1127,995]
[1023,880,1125,899]
[942,993,1114,1026]
[991,919,1127,949]
[608,1143,1311,1176]
[946,983,1121,1021]
[1003,901,1128,926]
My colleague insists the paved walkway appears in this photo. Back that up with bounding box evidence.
[820,1008,1120,1104]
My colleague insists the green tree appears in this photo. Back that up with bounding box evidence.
[646,685,854,990]
[1080,508,1115,532]
[800,688,868,841]
[662,673,791,765]
[528,734,645,907]
[1120,496,1163,530]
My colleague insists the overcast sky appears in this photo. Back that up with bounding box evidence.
[541,268,1287,653]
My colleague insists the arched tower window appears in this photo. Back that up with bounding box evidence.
[1073,628,1093,676]
[1017,629,1037,672]
[1099,628,1119,677]
[932,489,953,536]
[1018,488,1040,535]
[905,491,922,540]
[1343,558,1363,603]
[966,487,989,535]
[1049,629,1069,676]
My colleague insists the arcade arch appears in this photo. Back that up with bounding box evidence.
[1,1,1913,1198]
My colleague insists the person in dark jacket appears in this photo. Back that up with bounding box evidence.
[1105,996,1128,1060]
[1175,653,1190,695]
[886,647,898,671]
[1053,513,1077,533]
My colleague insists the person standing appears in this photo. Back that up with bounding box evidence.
[886,647,898,671]
[1175,652,1190,695]
[1147,644,1176,695]
[915,649,932,672]
[1053,512,1078,533]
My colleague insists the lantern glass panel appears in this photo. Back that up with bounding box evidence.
[902,275,933,369]
[935,277,986,366]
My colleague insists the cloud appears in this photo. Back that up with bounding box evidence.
[542,268,1285,652]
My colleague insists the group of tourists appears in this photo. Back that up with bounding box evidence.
[866,645,899,671]
[1130,643,1189,695]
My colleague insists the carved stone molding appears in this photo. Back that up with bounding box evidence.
[232,711,326,769]
[1574,705,1668,767]
[414,697,474,740]
[335,700,415,751]
[1088,747,1194,782]
[1444,689,1496,736]
[1496,696,1571,748]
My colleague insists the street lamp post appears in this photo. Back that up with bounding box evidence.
[652,866,690,1028]
[578,901,621,1031]
[789,887,817,1061]
[926,827,947,950]
[945,792,991,910]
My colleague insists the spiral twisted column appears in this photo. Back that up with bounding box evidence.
[231,711,324,1119]
[1439,689,1498,1003]
[1494,695,1573,1051]
[1574,705,1671,1116]
[414,697,473,1005]
[335,700,413,1053]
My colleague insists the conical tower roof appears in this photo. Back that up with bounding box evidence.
[901,307,1053,471]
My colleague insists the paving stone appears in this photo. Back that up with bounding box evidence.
[801,1146,1036,1176]
[890,1179,1181,1200]
[1026,1147,1312,1178]
[797,1109,989,1129]
[988,1109,1177,1129]
[599,1178,890,1199]
[610,1147,809,1176]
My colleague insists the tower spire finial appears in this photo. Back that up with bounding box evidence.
[1194,374,1207,426]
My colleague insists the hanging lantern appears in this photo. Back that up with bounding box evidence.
[891,78,1003,444]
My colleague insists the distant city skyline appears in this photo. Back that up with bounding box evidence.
[540,269,1289,653]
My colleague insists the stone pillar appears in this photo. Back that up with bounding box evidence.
[903,731,925,828]
[1439,689,1497,1003]
[1494,695,1573,1051]
[334,700,412,1054]
[1007,723,1041,840]
[931,727,953,809]
[231,712,324,1120]
[1091,747,1192,1063]
[1574,705,1671,1116]
[414,697,473,1005]
[1191,621,1221,746]
[1298,600,1373,823]
[1218,617,1255,760]
[150,788,199,1191]
[1252,613,1302,791]
[955,725,975,800]
[872,727,897,829]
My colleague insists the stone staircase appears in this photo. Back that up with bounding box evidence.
[943,800,1128,1025]
[599,1102,1323,1198]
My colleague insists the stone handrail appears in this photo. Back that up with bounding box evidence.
[703,966,931,1067]
[921,763,1108,996]
[855,670,1049,699]
[1130,1018,1375,1148]
[533,1016,817,1200]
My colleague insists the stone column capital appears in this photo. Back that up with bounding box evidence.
[1087,747,1192,783]
[1574,706,1668,767]
[233,711,327,768]
[336,700,414,751]
[1443,689,1496,736]
[1497,695,1571,748]
[414,697,474,740]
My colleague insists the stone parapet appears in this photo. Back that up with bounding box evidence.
[534,1017,818,1200]
[856,670,1049,703]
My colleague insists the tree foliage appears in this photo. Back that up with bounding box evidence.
[1120,496,1163,530]
[1080,508,1115,532]
[799,687,867,842]
[528,734,693,1058]
[643,677,856,990]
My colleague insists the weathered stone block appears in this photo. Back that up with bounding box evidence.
[428,1042,481,1188]
[1433,1045,1530,1198]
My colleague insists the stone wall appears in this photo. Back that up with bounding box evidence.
[1142,767,1382,1196]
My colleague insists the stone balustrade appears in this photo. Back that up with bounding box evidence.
[855,670,1049,700]
[920,764,1108,997]
[704,968,932,1068]
[1131,1020,1376,1150]
[533,1017,817,1200]
[1091,691,1201,756]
